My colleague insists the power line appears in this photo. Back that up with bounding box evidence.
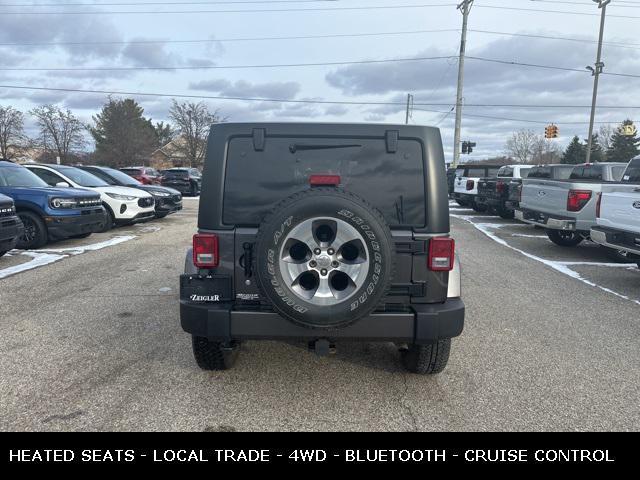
[2,84,640,111]
[1,1,337,4]
[2,54,638,79]
[413,107,631,125]
[0,55,458,71]
[529,0,640,7]
[0,3,457,14]
[475,4,640,19]
[468,29,640,51]
[0,28,460,47]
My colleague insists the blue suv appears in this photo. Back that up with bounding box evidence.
[0,161,106,249]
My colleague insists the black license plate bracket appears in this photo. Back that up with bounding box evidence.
[180,274,232,303]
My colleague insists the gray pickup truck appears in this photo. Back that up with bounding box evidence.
[516,163,627,250]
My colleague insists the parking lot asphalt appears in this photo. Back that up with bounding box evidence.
[1,198,639,432]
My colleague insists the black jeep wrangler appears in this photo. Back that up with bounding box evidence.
[180,123,464,374]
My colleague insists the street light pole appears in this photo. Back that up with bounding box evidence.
[585,0,611,164]
[452,0,473,168]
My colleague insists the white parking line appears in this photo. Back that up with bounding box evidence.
[0,235,137,279]
[452,214,640,307]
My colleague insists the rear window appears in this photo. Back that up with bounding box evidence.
[527,167,550,178]
[611,165,626,181]
[498,166,514,178]
[121,168,141,175]
[554,166,574,180]
[570,165,603,180]
[163,169,189,178]
[622,158,640,183]
[465,167,486,178]
[222,137,426,227]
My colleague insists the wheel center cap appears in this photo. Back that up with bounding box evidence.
[316,254,332,268]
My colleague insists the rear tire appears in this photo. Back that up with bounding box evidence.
[254,188,394,329]
[546,229,583,247]
[472,201,487,213]
[497,207,515,219]
[192,336,239,371]
[16,211,48,249]
[155,212,169,219]
[401,339,451,374]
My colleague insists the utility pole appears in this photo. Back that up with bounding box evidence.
[405,93,413,124]
[585,0,611,164]
[452,0,473,168]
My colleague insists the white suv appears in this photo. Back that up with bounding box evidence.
[26,164,155,231]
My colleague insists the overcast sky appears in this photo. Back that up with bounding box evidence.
[0,0,639,161]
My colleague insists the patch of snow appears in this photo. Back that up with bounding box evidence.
[0,252,66,280]
[36,235,136,255]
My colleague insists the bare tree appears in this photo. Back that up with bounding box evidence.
[0,105,27,160]
[531,136,562,165]
[598,124,615,152]
[30,105,86,163]
[504,129,539,164]
[169,100,223,167]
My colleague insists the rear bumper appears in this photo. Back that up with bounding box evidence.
[45,208,106,238]
[591,226,640,256]
[180,298,465,344]
[515,208,576,230]
[0,216,24,251]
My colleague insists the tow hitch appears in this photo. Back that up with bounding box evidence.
[308,339,336,357]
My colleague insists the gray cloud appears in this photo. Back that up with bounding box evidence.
[189,78,301,99]
[325,32,640,159]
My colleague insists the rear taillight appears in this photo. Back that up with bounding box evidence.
[428,237,455,271]
[466,179,474,191]
[596,192,602,218]
[309,174,341,186]
[517,184,522,202]
[496,181,505,193]
[567,189,592,212]
[193,233,219,268]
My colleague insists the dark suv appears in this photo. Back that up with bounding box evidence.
[179,123,464,374]
[161,168,202,196]
[0,193,23,257]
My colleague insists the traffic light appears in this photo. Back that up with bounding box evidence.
[461,141,476,154]
[545,124,559,139]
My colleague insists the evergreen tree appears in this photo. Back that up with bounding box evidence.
[586,133,605,163]
[153,121,174,148]
[606,119,640,163]
[561,136,586,164]
[89,98,157,167]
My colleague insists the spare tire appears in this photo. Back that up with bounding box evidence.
[254,188,394,329]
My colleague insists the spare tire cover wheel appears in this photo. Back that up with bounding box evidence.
[255,188,394,329]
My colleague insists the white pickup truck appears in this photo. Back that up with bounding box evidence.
[591,156,640,268]
[453,164,501,212]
